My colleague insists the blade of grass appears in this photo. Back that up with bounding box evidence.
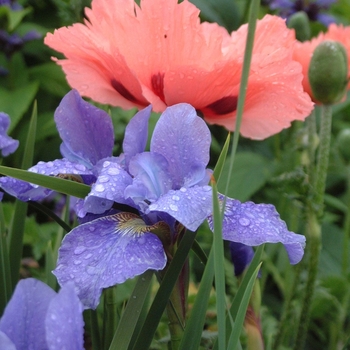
[224,0,260,197]
[212,244,264,350]
[179,248,214,349]
[131,229,197,350]
[0,202,11,315]
[7,102,37,290]
[213,133,230,183]
[109,270,154,350]
[211,179,226,350]
[227,263,262,350]
[0,165,91,198]
[191,239,208,265]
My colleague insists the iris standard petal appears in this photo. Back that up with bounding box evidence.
[0,113,19,157]
[54,213,167,309]
[148,185,213,231]
[123,105,152,167]
[0,279,56,350]
[126,152,173,206]
[211,197,306,264]
[84,159,134,214]
[229,242,255,276]
[55,89,114,167]
[45,283,84,350]
[0,159,92,201]
[151,103,210,189]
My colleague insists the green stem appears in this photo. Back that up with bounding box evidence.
[294,105,332,350]
[165,258,188,350]
[103,285,119,350]
[342,165,350,275]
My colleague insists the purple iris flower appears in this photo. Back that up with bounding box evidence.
[0,112,19,157]
[0,90,306,309]
[267,0,337,26]
[229,242,255,276]
[0,0,22,11]
[0,278,84,350]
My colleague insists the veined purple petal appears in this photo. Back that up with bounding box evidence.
[0,159,93,201]
[0,332,16,350]
[45,283,84,350]
[55,90,114,167]
[84,159,134,214]
[148,185,212,231]
[151,104,211,189]
[54,213,167,309]
[0,279,56,350]
[0,113,19,157]
[210,197,306,264]
[123,105,152,167]
[229,242,255,276]
[125,152,173,208]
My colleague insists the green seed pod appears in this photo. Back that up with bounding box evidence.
[308,40,348,105]
[337,128,350,161]
[287,11,311,42]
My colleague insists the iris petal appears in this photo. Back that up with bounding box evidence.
[148,185,213,231]
[54,213,167,309]
[151,103,210,189]
[55,89,114,167]
[210,196,306,264]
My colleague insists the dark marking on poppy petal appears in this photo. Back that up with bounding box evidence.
[205,96,238,115]
[111,79,138,103]
[151,72,166,103]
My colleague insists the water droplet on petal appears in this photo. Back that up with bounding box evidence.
[170,204,178,211]
[74,246,86,254]
[95,184,105,192]
[239,217,250,227]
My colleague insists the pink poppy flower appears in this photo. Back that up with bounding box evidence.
[293,24,350,104]
[44,0,313,140]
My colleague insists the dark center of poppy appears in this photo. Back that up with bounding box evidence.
[111,79,138,103]
[151,72,166,103]
[205,95,238,115]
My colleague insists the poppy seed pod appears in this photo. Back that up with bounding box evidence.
[308,40,348,105]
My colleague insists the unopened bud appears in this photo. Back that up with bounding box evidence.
[287,11,311,42]
[308,40,348,105]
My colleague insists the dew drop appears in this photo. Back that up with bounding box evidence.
[74,246,86,255]
[239,217,250,227]
[169,204,178,211]
[95,184,105,192]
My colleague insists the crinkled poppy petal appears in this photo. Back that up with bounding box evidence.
[0,279,56,350]
[148,185,212,231]
[151,104,211,188]
[126,152,173,204]
[204,15,314,139]
[45,283,84,350]
[209,197,306,264]
[0,159,92,201]
[44,1,149,109]
[0,113,19,157]
[54,213,167,309]
[84,160,134,214]
[123,105,152,167]
[55,90,114,167]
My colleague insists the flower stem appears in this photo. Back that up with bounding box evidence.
[294,105,332,350]
[166,258,188,350]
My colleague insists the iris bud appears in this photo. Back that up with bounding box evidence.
[287,11,310,42]
[308,40,348,105]
[337,129,350,161]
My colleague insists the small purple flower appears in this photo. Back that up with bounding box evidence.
[0,112,19,157]
[0,91,306,309]
[267,0,337,26]
[0,29,41,59]
[0,0,22,11]
[0,278,84,350]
